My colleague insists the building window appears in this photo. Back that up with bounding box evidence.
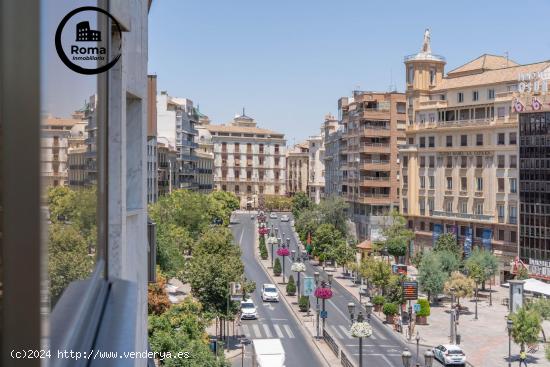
[429,156,435,168]
[420,222,425,231]
[473,90,479,101]
[457,92,464,103]
[461,177,467,191]
[446,135,453,147]
[446,177,453,190]
[429,222,434,231]
[475,202,484,215]
[497,107,506,118]
[428,198,434,215]
[498,133,505,145]
[497,155,505,169]
[498,178,505,192]
[460,135,468,146]
[510,178,517,193]
[509,132,517,145]
[420,176,425,189]
[476,156,483,168]
[498,229,505,241]
[476,177,483,191]
[430,68,436,85]
[429,176,435,189]
[510,231,517,243]
[420,156,426,167]
[509,206,517,224]
[488,89,495,99]
[419,137,426,148]
[403,156,409,168]
[446,200,453,212]
[460,201,467,214]
[476,134,483,146]
[509,155,517,168]
[428,136,435,148]
[446,156,453,168]
[235,185,240,193]
[408,66,414,84]
[461,156,467,168]
[403,175,408,185]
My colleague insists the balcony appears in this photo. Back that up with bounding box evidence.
[432,210,493,222]
[509,217,518,225]
[358,142,391,154]
[358,159,390,171]
[417,99,448,109]
[437,119,492,129]
[180,140,198,149]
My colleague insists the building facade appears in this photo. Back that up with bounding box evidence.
[399,30,547,277]
[206,111,287,208]
[156,92,199,191]
[147,75,158,203]
[286,142,309,196]
[324,118,343,197]
[339,91,407,240]
[157,138,178,197]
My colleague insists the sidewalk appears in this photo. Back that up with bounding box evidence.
[326,263,550,366]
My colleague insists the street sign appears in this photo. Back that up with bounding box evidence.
[303,276,315,296]
[320,311,328,319]
[402,281,418,300]
[414,303,421,313]
[230,295,243,301]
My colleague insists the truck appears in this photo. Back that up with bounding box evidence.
[251,338,285,367]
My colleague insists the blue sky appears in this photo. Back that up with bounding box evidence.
[147,0,549,144]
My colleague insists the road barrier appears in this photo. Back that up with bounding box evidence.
[323,328,339,357]
[340,350,354,367]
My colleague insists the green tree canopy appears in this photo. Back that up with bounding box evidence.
[418,251,447,302]
[292,192,314,219]
[382,210,414,262]
[444,271,474,306]
[318,196,349,236]
[360,257,392,293]
[312,223,344,261]
[434,233,462,258]
[510,307,542,352]
[465,248,498,285]
[436,250,461,276]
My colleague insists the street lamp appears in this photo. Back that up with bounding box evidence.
[449,287,456,344]
[402,348,412,367]
[365,302,373,323]
[314,272,320,339]
[348,303,366,367]
[327,273,334,287]
[415,332,420,365]
[507,318,513,367]
[319,280,330,334]
[291,250,296,261]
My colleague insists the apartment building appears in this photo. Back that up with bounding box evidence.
[157,92,199,190]
[324,118,344,197]
[399,30,547,277]
[286,142,309,196]
[339,91,407,240]
[157,138,178,197]
[206,111,287,209]
[147,75,158,203]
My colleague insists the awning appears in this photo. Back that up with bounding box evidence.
[502,278,550,296]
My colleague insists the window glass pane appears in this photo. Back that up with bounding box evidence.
[41,0,100,314]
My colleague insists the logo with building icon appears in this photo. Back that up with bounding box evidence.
[75,21,101,42]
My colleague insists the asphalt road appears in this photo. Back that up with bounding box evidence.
[268,212,443,367]
[230,212,325,367]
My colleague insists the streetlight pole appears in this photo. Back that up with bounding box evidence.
[314,272,320,339]
[449,287,456,344]
[474,283,478,320]
[348,302,365,367]
[416,332,420,366]
[507,319,513,367]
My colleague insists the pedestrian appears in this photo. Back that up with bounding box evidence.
[519,350,528,367]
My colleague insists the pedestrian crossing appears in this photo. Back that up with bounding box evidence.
[327,324,388,341]
[240,323,296,339]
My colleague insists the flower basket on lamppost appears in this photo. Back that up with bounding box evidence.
[258,226,269,236]
[277,247,290,284]
[267,236,277,268]
[314,283,333,335]
[348,303,372,367]
[291,262,306,299]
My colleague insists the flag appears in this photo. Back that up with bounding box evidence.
[307,231,311,245]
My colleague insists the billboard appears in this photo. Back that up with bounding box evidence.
[464,227,472,258]
[433,224,443,246]
[303,276,315,296]
[402,281,419,301]
[482,228,493,251]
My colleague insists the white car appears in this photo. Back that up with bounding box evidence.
[240,299,258,320]
[261,283,279,302]
[269,213,278,219]
[280,215,289,222]
[433,344,466,366]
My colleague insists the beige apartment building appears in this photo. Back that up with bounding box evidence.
[157,138,178,197]
[206,111,286,209]
[399,30,545,275]
[286,142,309,196]
[339,91,407,240]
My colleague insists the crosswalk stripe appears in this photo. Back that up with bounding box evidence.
[339,325,351,338]
[330,325,343,339]
[242,324,250,337]
[273,324,284,338]
[283,324,295,338]
[252,324,261,338]
[262,324,272,338]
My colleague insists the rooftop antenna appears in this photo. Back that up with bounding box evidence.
[505,51,509,67]
[242,107,245,116]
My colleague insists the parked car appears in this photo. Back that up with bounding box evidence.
[261,283,279,302]
[280,215,289,222]
[240,299,258,320]
[432,344,466,366]
[269,213,278,219]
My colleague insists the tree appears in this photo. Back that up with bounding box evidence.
[386,274,405,305]
[208,191,239,226]
[48,223,94,304]
[148,269,171,315]
[295,208,322,243]
[465,248,498,299]
[273,258,282,276]
[527,298,550,342]
[330,241,356,272]
[286,275,296,295]
[360,257,392,293]
[418,251,447,303]
[382,210,414,263]
[444,271,474,307]
[517,266,529,280]
[436,250,461,276]
[292,192,313,219]
[433,233,461,258]
[510,307,542,352]
[318,196,349,236]
[156,223,194,279]
[194,227,239,257]
[312,223,344,263]
[410,250,424,268]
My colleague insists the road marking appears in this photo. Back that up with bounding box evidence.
[238,226,244,246]
[344,344,399,348]
[328,299,353,320]
[338,325,351,338]
[330,325,343,339]
[273,324,284,338]
[283,324,295,338]
[241,324,250,336]
[252,324,261,338]
[262,324,272,338]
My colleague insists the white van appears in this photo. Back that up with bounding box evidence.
[251,338,285,367]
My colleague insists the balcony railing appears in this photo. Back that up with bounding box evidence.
[432,210,493,221]
[437,119,492,128]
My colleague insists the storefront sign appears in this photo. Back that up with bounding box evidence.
[439,151,493,156]
[528,258,550,278]
[518,71,550,95]
[403,281,419,301]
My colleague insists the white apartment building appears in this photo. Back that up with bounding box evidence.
[206,111,287,209]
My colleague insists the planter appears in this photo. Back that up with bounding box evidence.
[385,315,396,324]
[287,291,296,296]
[416,315,428,325]
[374,304,382,313]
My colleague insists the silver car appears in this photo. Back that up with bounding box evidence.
[433,344,466,366]
[280,215,289,222]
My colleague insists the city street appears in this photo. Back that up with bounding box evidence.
[272,213,443,367]
[230,212,325,367]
